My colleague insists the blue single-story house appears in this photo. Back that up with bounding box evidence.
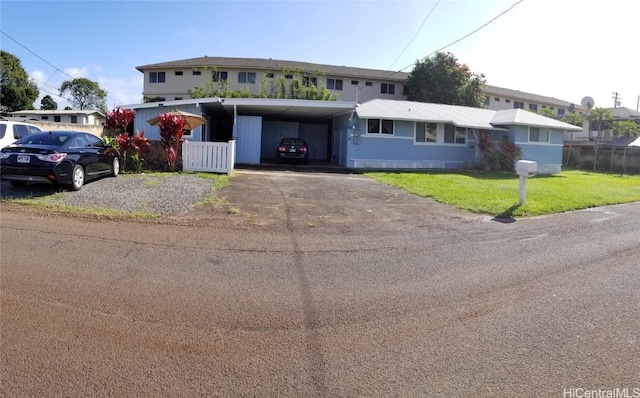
[124,97,582,174]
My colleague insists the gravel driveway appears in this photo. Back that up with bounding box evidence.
[0,173,217,217]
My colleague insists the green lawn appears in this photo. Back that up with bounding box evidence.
[364,170,640,218]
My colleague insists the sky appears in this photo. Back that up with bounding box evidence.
[1,0,638,111]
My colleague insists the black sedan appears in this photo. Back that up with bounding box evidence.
[276,138,309,164]
[0,131,120,191]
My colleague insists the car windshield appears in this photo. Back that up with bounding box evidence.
[15,133,71,146]
[281,139,306,146]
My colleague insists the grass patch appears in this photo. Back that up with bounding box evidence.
[4,199,160,219]
[365,170,640,217]
[193,173,230,207]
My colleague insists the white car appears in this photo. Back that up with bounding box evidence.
[0,119,43,148]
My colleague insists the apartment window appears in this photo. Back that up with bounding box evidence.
[303,76,318,87]
[192,70,201,76]
[529,103,538,111]
[415,122,437,143]
[149,71,166,83]
[542,105,546,109]
[365,81,372,87]
[557,109,566,116]
[444,124,466,144]
[381,83,395,95]
[529,126,550,142]
[505,99,511,103]
[175,71,183,76]
[174,97,183,100]
[514,101,524,109]
[238,72,255,84]
[285,74,293,79]
[266,72,275,78]
[327,78,343,90]
[367,119,394,135]
[70,116,78,124]
[42,116,49,120]
[213,71,228,82]
[54,116,61,122]
[484,97,490,106]
[351,80,359,85]
[495,97,500,102]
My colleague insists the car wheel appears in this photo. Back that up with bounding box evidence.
[9,181,27,187]
[70,165,85,191]
[110,156,120,177]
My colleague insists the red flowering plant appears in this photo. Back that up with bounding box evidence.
[105,108,137,172]
[157,113,187,171]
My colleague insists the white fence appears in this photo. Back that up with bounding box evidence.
[182,140,236,175]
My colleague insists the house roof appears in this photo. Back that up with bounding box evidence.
[605,106,640,120]
[136,56,409,81]
[356,99,583,131]
[10,110,105,117]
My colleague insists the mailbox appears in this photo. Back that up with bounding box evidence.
[516,160,538,177]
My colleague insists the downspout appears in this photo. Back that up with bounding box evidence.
[232,104,238,140]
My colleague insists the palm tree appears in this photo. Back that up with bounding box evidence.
[612,120,640,172]
[589,107,614,171]
[562,112,584,167]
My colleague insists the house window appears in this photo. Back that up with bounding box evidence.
[415,122,437,143]
[529,126,550,142]
[175,71,183,76]
[557,109,565,116]
[213,71,228,82]
[367,119,394,135]
[327,78,343,90]
[514,101,524,109]
[484,97,490,106]
[149,72,166,83]
[444,124,466,144]
[529,104,538,111]
[70,116,78,124]
[266,72,275,78]
[54,116,61,122]
[495,97,500,102]
[365,81,372,87]
[193,70,202,76]
[381,83,395,95]
[351,80,359,85]
[303,76,318,87]
[42,116,49,120]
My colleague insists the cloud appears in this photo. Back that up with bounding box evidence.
[97,76,143,107]
[64,67,88,78]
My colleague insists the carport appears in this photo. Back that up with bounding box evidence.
[199,98,355,164]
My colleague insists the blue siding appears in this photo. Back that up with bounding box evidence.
[332,113,352,166]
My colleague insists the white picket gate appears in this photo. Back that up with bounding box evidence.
[182,140,236,175]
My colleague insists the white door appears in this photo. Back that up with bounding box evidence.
[235,116,262,164]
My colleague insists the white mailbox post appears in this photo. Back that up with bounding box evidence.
[515,160,538,205]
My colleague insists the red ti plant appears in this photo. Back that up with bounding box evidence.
[106,108,136,172]
[157,113,187,171]
[129,131,151,173]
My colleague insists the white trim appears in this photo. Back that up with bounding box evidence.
[516,141,563,147]
[363,135,412,140]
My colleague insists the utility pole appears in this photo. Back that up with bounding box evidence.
[612,92,621,107]
[637,95,639,112]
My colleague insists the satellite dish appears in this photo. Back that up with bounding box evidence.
[581,96,595,110]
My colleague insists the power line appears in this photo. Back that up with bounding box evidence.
[387,0,441,70]
[1,29,124,106]
[386,0,525,78]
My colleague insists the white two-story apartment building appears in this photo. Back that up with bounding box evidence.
[9,110,106,126]
[136,56,584,118]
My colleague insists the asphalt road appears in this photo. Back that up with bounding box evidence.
[1,170,639,397]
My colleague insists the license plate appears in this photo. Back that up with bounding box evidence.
[17,155,30,163]
[289,148,296,152]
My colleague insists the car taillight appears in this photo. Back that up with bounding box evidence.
[36,153,67,162]
[300,147,308,152]
[278,146,286,152]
